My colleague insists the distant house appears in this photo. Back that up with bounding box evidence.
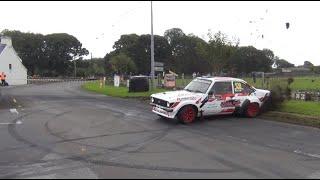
[281,67,311,73]
[281,66,313,76]
[0,36,27,85]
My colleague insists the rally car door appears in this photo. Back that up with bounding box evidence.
[201,81,235,115]
[232,81,255,106]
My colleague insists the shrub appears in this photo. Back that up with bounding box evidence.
[262,77,294,111]
[287,77,294,85]
[263,81,287,111]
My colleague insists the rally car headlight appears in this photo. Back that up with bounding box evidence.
[151,97,154,103]
[167,102,170,107]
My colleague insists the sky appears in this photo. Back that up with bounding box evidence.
[0,1,319,66]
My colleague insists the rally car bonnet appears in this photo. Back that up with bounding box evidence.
[151,90,203,103]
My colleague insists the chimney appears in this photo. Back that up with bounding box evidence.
[0,36,12,46]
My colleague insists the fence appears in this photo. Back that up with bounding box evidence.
[27,77,97,85]
[291,91,320,102]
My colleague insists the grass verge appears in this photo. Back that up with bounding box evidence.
[261,111,320,128]
[279,100,320,116]
[261,100,319,128]
[82,81,166,100]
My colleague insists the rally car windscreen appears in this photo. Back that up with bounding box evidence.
[184,79,212,94]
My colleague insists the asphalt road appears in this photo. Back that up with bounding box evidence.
[0,82,319,179]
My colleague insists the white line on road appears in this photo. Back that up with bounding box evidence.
[294,150,320,159]
[10,108,19,115]
[0,108,23,125]
[0,120,22,125]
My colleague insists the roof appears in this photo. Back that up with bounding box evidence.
[283,67,311,72]
[0,44,6,55]
[197,76,246,82]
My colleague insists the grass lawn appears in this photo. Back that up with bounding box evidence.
[83,81,166,98]
[244,76,320,91]
[289,76,320,91]
[279,100,320,116]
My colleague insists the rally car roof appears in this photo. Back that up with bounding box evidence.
[197,76,246,82]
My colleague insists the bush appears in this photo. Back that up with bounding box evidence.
[263,78,294,111]
[263,81,286,111]
[287,77,294,85]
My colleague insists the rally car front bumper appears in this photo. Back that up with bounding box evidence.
[150,103,177,119]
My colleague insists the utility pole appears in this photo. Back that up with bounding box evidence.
[150,1,155,90]
[73,57,77,78]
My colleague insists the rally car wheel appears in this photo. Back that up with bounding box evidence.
[178,105,197,124]
[246,103,260,118]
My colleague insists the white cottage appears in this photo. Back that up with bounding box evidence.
[0,36,27,85]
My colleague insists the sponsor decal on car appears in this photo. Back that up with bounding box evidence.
[220,100,241,108]
[177,96,198,101]
[221,108,235,113]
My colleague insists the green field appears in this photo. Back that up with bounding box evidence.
[279,100,320,116]
[83,81,166,98]
[244,76,320,91]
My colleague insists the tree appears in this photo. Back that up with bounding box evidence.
[303,61,314,68]
[273,57,295,68]
[262,48,275,62]
[110,53,137,74]
[44,33,89,76]
[105,28,288,76]
[164,28,185,46]
[206,30,238,74]
[75,58,106,77]
[1,30,89,77]
[110,34,170,74]
[174,34,211,74]
[227,46,273,75]
[163,28,212,74]
[112,34,139,56]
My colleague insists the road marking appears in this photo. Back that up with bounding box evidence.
[0,108,23,125]
[294,150,320,159]
[10,108,19,115]
[0,120,22,125]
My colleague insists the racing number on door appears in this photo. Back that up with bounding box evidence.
[233,81,254,96]
[232,81,255,107]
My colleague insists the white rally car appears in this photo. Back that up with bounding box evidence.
[150,77,270,124]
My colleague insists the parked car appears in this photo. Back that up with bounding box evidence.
[150,77,270,124]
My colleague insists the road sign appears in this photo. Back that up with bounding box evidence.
[155,66,164,71]
[155,62,164,67]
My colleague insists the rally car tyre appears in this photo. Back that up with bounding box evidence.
[235,99,249,117]
[245,103,260,118]
[178,105,197,124]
